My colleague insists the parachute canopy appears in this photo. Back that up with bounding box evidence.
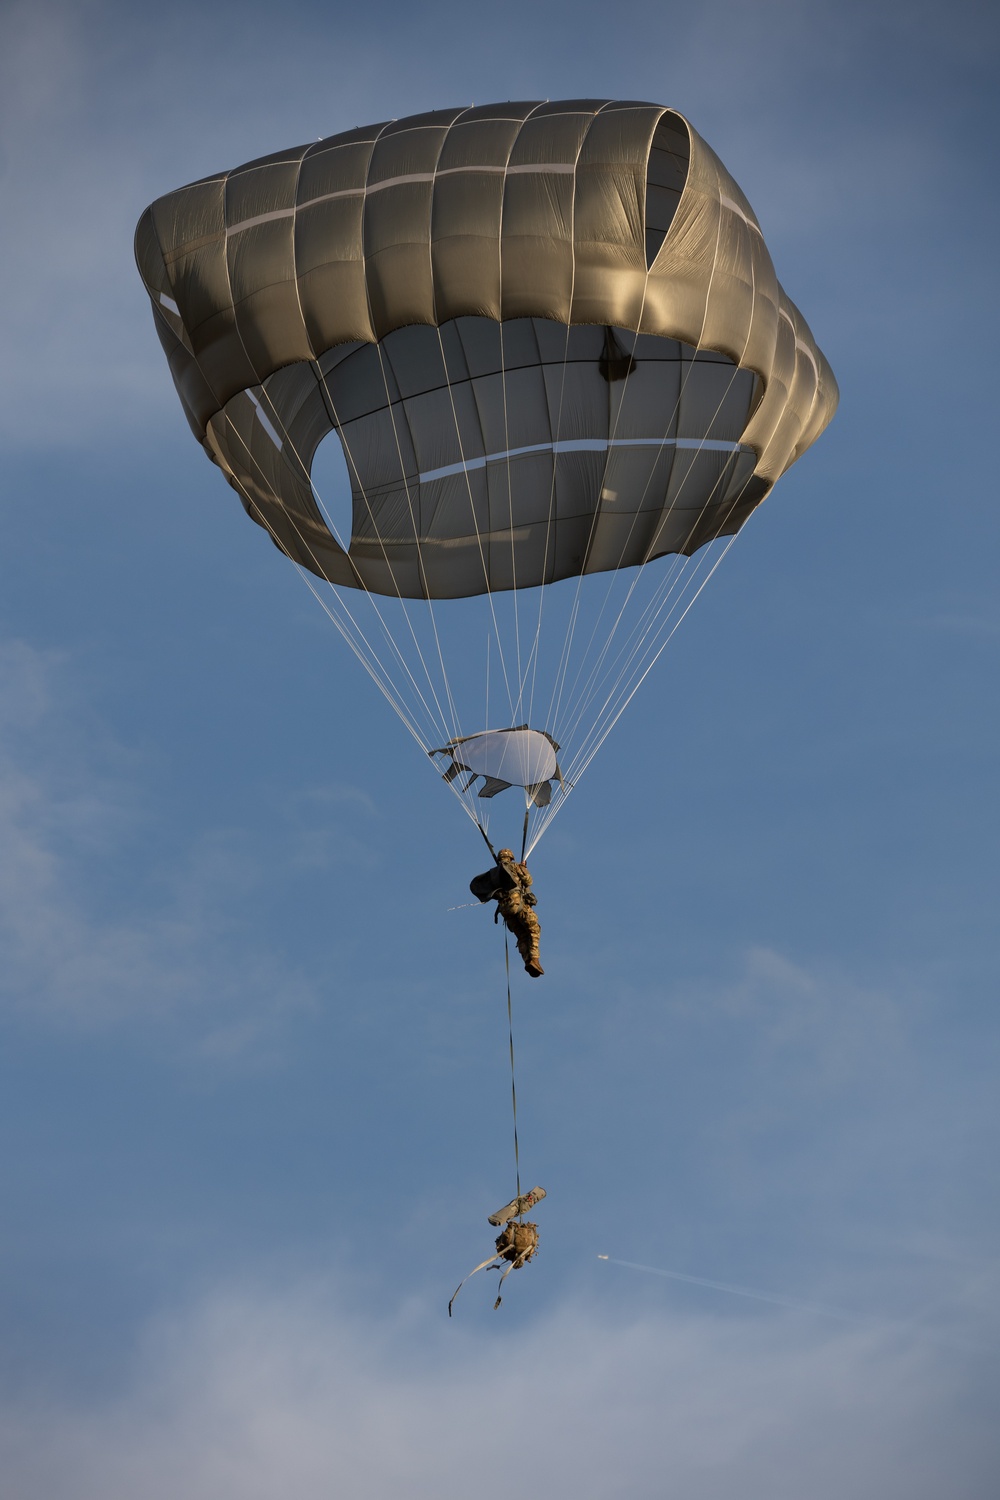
[137,102,837,854]
[136,100,837,602]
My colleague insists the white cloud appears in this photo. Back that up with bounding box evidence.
[575,941,916,1108]
[680,944,910,1080]
[0,1279,995,1499]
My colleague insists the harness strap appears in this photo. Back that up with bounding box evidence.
[448,1253,503,1316]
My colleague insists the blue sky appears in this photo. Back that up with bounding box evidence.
[1,0,998,1494]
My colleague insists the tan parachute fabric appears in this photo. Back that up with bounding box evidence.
[135,100,838,602]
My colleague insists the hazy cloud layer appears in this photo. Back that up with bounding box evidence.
[1,1281,996,1500]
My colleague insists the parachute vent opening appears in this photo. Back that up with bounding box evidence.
[645,113,689,268]
[598,327,637,383]
[310,429,355,551]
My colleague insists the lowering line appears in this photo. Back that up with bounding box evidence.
[505,928,522,1205]
[448,922,546,1316]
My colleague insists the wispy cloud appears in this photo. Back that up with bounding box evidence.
[674,944,912,1079]
[0,638,316,1052]
[917,611,1000,638]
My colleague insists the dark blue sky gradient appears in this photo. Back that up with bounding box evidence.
[0,2,997,1493]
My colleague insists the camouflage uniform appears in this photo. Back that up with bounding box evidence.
[470,848,544,977]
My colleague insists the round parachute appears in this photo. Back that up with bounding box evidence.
[137,100,837,854]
